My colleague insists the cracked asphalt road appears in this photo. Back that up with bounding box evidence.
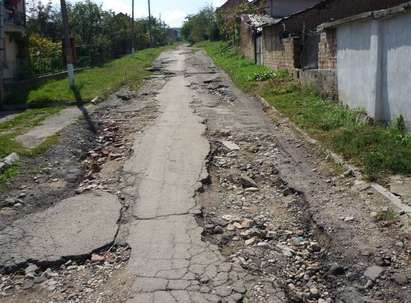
[123,50,256,302]
[1,46,409,303]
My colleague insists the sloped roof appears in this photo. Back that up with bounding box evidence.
[318,1,411,30]
[241,14,281,28]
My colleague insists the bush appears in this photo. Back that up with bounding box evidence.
[29,34,63,74]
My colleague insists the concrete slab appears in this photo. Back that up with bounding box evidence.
[15,105,95,149]
[0,191,120,270]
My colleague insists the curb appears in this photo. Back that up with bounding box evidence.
[257,96,411,216]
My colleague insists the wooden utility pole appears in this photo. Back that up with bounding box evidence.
[60,0,75,88]
[147,0,152,47]
[0,0,5,106]
[131,0,135,53]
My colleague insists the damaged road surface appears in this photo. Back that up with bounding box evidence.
[0,191,121,270]
[0,46,409,303]
[121,51,268,302]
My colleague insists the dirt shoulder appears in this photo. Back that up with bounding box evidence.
[187,49,410,302]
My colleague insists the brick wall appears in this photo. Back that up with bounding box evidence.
[318,29,336,69]
[239,20,255,62]
[262,27,300,70]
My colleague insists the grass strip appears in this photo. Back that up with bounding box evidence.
[6,46,171,106]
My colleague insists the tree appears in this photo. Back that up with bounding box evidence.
[23,0,172,76]
[182,6,219,44]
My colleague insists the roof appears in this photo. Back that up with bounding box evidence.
[318,1,411,30]
[241,14,281,29]
[258,0,330,28]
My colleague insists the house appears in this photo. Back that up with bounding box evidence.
[230,0,411,126]
[260,0,410,70]
[256,0,322,18]
[167,28,181,42]
[318,2,411,127]
[238,0,323,65]
[2,0,26,80]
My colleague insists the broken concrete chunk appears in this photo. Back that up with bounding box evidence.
[0,152,19,173]
[0,191,121,270]
[220,140,240,151]
[239,174,257,188]
[239,218,254,229]
[364,265,384,281]
[3,153,19,165]
[276,244,295,257]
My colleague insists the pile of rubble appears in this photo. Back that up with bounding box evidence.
[0,245,130,302]
[196,131,334,302]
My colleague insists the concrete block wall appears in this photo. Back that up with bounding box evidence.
[262,29,300,70]
[318,29,337,69]
[297,69,338,99]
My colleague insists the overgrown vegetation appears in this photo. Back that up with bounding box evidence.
[374,208,398,222]
[6,46,169,106]
[199,41,411,180]
[181,6,220,43]
[16,0,173,79]
[249,70,289,82]
[0,165,19,185]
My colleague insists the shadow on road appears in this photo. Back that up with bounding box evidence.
[71,86,97,134]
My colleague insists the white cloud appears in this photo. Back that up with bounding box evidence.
[161,9,186,28]
[39,0,228,28]
[211,0,226,8]
[100,0,146,17]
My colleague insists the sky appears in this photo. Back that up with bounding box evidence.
[45,0,227,28]
[99,0,227,28]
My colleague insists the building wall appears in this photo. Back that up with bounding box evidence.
[318,29,337,69]
[4,33,18,79]
[381,13,411,126]
[337,12,411,127]
[239,20,255,62]
[263,27,300,70]
[297,69,337,99]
